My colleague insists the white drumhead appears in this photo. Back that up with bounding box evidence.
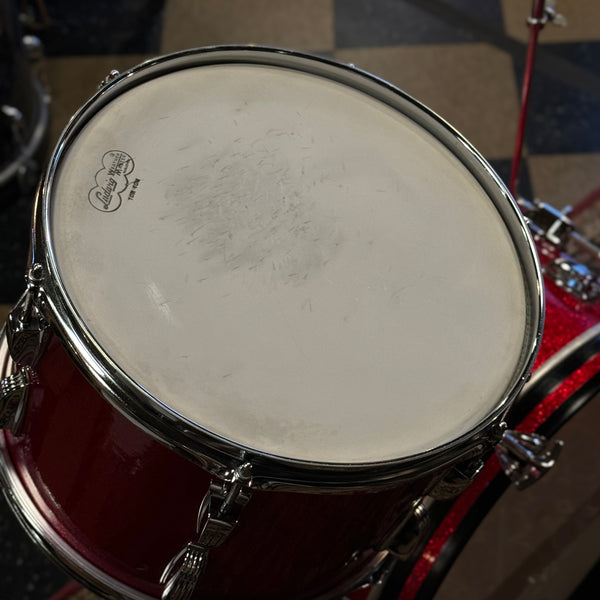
[49,58,528,464]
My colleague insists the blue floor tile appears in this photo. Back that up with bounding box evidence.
[0,495,69,600]
[489,158,533,201]
[0,192,35,303]
[40,0,165,55]
[517,42,600,154]
[335,0,504,48]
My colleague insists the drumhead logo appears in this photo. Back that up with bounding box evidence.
[89,150,136,212]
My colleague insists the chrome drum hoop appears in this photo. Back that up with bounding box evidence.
[29,46,544,490]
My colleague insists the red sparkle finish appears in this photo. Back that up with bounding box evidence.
[534,278,600,368]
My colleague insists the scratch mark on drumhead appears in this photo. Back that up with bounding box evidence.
[159,136,344,287]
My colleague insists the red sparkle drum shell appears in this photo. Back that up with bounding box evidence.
[0,47,543,600]
[347,275,600,600]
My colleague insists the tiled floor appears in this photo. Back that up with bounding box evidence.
[1,1,599,599]
[2,0,600,305]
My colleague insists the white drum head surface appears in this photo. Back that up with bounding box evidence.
[49,59,529,464]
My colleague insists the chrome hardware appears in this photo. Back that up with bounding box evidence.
[387,498,433,561]
[1,105,26,150]
[23,35,45,74]
[0,367,35,433]
[161,544,206,600]
[160,462,253,600]
[351,553,398,600]
[98,70,121,90]
[520,198,574,247]
[545,257,600,301]
[23,34,50,91]
[495,429,563,490]
[527,0,567,27]
[520,197,600,301]
[358,498,436,600]
[7,264,51,367]
[23,35,44,59]
[429,456,485,501]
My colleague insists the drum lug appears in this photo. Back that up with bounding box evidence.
[519,198,574,247]
[544,257,600,302]
[519,197,600,301]
[386,497,434,562]
[495,429,563,490]
[160,462,253,600]
[98,70,120,90]
[428,455,485,501]
[345,499,433,600]
[7,263,51,367]
[0,367,35,433]
[383,453,485,562]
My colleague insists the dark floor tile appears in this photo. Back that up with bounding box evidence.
[489,157,533,200]
[335,0,504,48]
[0,495,69,600]
[37,0,165,55]
[528,153,600,211]
[570,558,600,600]
[517,42,600,154]
[0,191,34,304]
